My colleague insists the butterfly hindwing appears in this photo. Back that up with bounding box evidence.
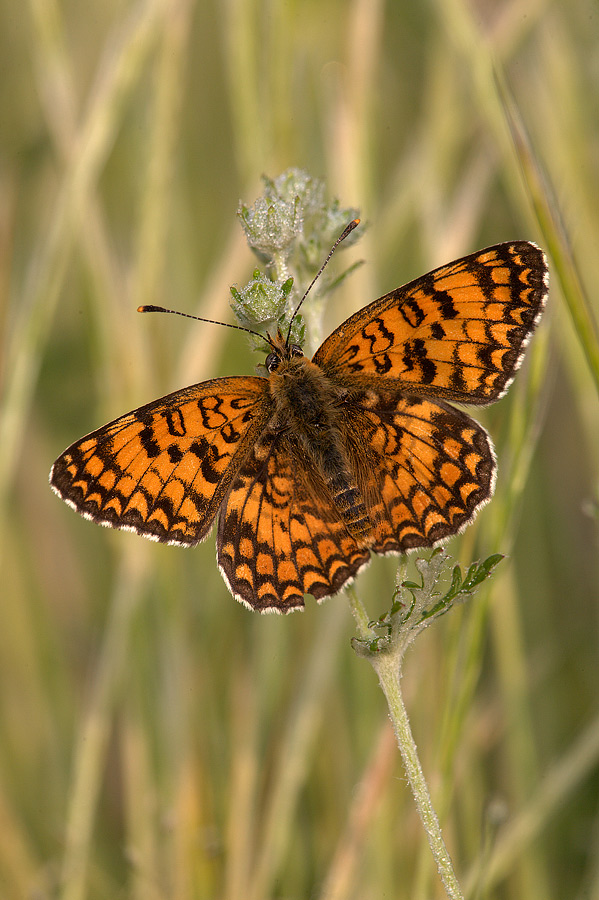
[50,377,270,545]
[217,433,370,612]
[314,242,548,404]
[216,387,496,610]
[336,390,496,553]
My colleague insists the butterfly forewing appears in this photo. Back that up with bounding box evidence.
[50,377,270,544]
[314,242,548,404]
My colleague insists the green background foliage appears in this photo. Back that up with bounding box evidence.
[1,0,598,897]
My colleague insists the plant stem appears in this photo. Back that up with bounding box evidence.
[345,584,372,640]
[370,649,465,900]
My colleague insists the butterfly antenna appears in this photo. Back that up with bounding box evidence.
[285,218,360,346]
[138,305,275,348]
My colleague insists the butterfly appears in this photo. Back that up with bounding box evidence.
[50,236,548,612]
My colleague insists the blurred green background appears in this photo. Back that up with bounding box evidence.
[2,0,598,898]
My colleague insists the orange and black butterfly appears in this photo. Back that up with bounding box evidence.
[50,230,548,612]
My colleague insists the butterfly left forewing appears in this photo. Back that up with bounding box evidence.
[50,376,270,545]
[314,242,548,404]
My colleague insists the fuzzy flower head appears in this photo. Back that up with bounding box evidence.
[235,169,360,351]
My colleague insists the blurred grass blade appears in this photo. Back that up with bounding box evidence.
[495,67,599,397]
[0,0,167,505]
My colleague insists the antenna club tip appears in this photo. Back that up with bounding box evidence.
[138,304,163,313]
[340,219,360,240]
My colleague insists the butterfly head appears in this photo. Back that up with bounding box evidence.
[264,329,305,373]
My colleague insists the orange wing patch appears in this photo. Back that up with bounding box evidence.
[50,377,269,544]
[315,242,547,404]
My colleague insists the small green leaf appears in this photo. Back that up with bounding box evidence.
[352,550,504,662]
[281,276,294,297]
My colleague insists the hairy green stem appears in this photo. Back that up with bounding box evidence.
[347,578,465,900]
[371,650,465,900]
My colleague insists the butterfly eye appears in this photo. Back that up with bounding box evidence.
[265,351,280,372]
[289,344,303,358]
